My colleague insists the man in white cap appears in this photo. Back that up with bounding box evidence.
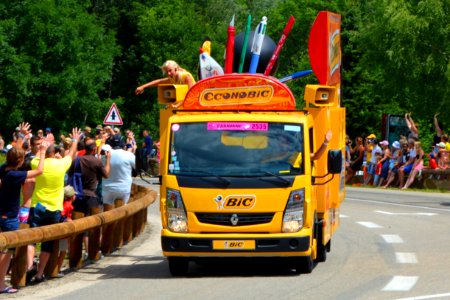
[102,136,135,206]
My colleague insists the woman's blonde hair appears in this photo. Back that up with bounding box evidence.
[414,141,422,150]
[161,60,187,82]
[161,60,180,74]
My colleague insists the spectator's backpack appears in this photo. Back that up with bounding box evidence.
[68,157,83,199]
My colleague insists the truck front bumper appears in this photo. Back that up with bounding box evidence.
[161,235,310,255]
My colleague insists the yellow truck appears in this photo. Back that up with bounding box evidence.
[158,11,345,275]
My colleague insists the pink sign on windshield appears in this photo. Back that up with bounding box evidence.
[208,122,268,131]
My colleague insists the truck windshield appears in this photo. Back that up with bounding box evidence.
[168,122,304,177]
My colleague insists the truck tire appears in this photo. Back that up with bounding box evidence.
[316,243,327,262]
[168,257,189,276]
[293,256,314,274]
[315,221,327,263]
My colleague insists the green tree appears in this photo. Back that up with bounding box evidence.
[0,1,118,135]
[345,0,450,138]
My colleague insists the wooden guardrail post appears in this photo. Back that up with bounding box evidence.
[141,207,148,233]
[69,211,85,269]
[132,208,141,238]
[11,223,29,288]
[136,209,145,236]
[139,186,149,234]
[113,199,125,250]
[123,198,134,244]
[100,204,114,255]
[133,185,147,237]
[88,207,102,260]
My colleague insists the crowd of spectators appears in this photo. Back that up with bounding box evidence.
[0,122,159,293]
[345,113,449,189]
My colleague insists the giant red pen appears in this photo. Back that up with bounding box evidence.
[264,16,295,76]
[225,15,235,73]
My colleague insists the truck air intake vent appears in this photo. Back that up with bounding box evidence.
[196,213,274,226]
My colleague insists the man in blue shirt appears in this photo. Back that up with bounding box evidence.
[142,130,153,174]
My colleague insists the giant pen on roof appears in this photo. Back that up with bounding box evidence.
[264,16,295,76]
[249,16,267,73]
[225,15,235,73]
[238,14,251,73]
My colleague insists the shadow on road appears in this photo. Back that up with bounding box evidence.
[77,255,304,279]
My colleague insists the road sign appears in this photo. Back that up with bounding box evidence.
[103,103,123,125]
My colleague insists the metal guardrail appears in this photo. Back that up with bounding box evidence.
[0,184,157,288]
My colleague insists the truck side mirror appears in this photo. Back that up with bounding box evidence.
[328,150,342,174]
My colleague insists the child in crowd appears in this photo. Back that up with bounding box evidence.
[56,185,76,277]
[373,152,383,186]
[428,153,438,169]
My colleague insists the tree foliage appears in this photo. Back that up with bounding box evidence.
[344,0,450,139]
[0,1,118,133]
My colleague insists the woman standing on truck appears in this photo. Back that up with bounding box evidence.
[135,60,195,108]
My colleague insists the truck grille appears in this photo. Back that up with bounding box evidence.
[196,213,274,226]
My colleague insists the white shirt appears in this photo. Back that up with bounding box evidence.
[102,149,135,193]
[370,145,382,163]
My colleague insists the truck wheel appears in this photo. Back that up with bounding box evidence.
[314,217,326,263]
[316,241,327,262]
[293,256,314,274]
[168,257,189,276]
[316,232,328,263]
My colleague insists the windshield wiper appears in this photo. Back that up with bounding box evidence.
[184,169,231,186]
[262,171,291,186]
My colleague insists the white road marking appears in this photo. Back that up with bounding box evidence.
[340,214,349,218]
[395,252,418,264]
[347,197,450,213]
[357,221,382,228]
[375,210,437,216]
[382,276,418,291]
[381,234,404,243]
[396,292,450,300]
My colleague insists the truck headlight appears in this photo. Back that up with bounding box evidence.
[282,189,305,233]
[166,189,188,233]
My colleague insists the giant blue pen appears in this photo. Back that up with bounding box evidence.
[249,16,267,73]
[279,70,313,83]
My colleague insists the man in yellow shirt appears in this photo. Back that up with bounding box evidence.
[28,128,81,284]
[364,133,376,185]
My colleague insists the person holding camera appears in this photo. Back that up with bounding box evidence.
[69,138,111,254]
[71,138,111,217]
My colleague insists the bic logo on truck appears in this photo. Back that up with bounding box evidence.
[214,194,256,210]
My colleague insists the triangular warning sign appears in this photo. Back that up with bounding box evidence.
[103,103,123,125]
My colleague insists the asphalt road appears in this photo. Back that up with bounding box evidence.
[14,183,450,300]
